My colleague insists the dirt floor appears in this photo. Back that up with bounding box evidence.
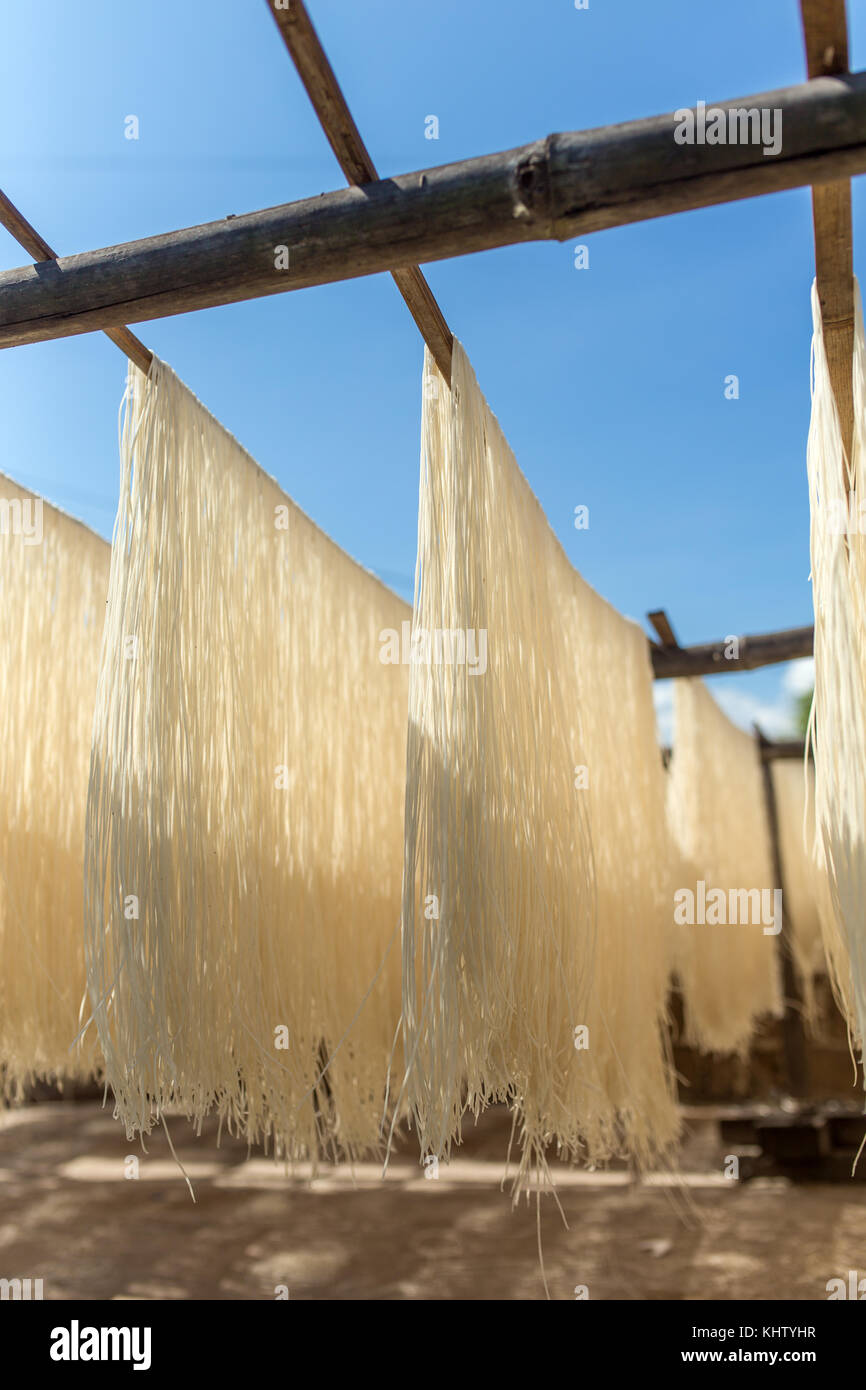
[1,1101,864,1300]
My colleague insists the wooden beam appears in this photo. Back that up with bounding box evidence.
[2,75,865,349]
[265,0,453,380]
[663,738,810,764]
[651,625,813,679]
[800,2,854,464]
[266,0,378,187]
[754,725,810,1099]
[758,738,811,763]
[800,0,848,80]
[0,188,152,373]
[647,609,680,648]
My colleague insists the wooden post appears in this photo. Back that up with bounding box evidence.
[754,726,810,1099]
[800,2,855,468]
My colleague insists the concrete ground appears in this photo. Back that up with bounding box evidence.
[0,1101,864,1300]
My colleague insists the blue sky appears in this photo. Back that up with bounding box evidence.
[2,0,862,738]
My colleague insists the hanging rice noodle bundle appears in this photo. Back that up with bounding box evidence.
[85,358,409,1162]
[667,678,781,1055]
[0,474,109,1095]
[806,278,866,1054]
[400,341,678,1190]
[771,759,836,1025]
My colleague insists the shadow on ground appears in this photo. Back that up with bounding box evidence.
[0,1102,861,1300]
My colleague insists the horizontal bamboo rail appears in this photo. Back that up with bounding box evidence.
[2,74,865,349]
[650,623,813,678]
[758,738,810,762]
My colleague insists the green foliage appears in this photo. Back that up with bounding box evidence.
[795,687,813,737]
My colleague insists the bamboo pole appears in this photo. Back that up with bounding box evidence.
[265,0,454,380]
[650,624,813,679]
[2,75,865,349]
[647,609,680,649]
[661,738,809,763]
[757,738,811,763]
[0,188,152,372]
